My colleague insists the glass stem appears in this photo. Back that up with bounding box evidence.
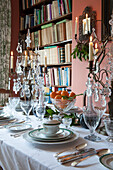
[90,129,95,136]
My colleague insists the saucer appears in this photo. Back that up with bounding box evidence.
[42,129,63,137]
[28,128,74,142]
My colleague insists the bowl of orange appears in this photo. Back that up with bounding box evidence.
[50,90,76,115]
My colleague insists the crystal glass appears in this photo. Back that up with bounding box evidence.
[20,100,32,122]
[104,117,113,143]
[9,97,20,116]
[83,106,101,141]
[35,104,46,121]
[51,98,76,118]
[62,117,72,129]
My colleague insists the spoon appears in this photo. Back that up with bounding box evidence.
[71,148,110,167]
[54,143,87,157]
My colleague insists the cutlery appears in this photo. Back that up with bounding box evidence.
[54,143,87,157]
[57,148,94,160]
[71,148,110,166]
[59,148,95,164]
[10,128,33,138]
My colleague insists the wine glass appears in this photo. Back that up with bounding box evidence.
[35,104,46,121]
[20,100,32,122]
[62,117,72,129]
[104,117,113,143]
[83,107,101,141]
[8,97,20,116]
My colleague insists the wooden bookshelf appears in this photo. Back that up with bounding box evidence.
[40,62,72,68]
[19,0,72,90]
[20,13,72,34]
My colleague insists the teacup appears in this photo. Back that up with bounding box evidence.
[43,120,60,136]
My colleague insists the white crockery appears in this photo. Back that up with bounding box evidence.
[43,120,60,136]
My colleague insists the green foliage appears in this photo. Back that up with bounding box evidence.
[71,40,89,61]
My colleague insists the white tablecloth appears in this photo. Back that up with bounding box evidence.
[0,115,111,170]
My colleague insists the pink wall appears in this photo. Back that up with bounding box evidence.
[72,0,107,107]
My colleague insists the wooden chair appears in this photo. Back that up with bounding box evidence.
[0,88,12,94]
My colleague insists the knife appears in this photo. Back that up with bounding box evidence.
[71,148,110,166]
[54,143,87,157]
[57,148,94,160]
[60,148,96,164]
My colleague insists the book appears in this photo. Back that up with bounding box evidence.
[66,20,72,40]
[41,23,53,29]
[68,0,72,12]
[57,0,61,16]
[60,47,65,63]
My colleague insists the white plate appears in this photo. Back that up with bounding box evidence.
[28,128,73,142]
[23,132,78,145]
[99,153,113,170]
[6,123,32,132]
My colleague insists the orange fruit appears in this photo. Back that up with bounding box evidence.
[56,90,62,95]
[55,95,62,99]
[61,90,69,97]
[50,92,56,99]
[69,92,76,98]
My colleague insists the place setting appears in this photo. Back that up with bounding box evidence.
[23,119,79,145]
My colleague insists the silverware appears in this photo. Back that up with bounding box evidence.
[10,128,33,138]
[57,148,94,161]
[54,143,87,157]
[71,148,110,167]
[59,148,95,164]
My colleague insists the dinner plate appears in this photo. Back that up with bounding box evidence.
[99,153,113,170]
[23,132,78,145]
[5,123,32,132]
[0,116,16,122]
[28,128,74,142]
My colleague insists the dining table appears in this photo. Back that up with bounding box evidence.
[0,110,112,170]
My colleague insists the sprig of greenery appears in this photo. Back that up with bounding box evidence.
[62,93,83,100]
[71,40,89,61]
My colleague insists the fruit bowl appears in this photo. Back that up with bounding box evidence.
[51,98,76,115]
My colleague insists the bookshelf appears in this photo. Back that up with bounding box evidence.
[19,0,72,90]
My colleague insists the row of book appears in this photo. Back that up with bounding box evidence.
[24,20,72,48]
[38,44,72,65]
[44,67,71,87]
[22,0,72,17]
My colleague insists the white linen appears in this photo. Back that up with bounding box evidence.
[0,115,109,170]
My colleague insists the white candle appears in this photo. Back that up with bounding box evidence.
[25,51,27,67]
[95,43,98,55]
[83,20,86,35]
[75,17,78,35]
[86,14,88,34]
[10,51,13,69]
[45,56,47,67]
[89,36,93,61]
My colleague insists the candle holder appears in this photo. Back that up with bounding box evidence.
[79,6,96,41]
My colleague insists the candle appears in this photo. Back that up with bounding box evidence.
[95,43,98,54]
[25,51,27,67]
[86,14,88,34]
[10,51,13,69]
[45,56,47,67]
[75,17,78,35]
[89,36,93,61]
[83,20,86,35]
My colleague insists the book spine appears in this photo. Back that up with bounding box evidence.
[68,0,72,12]
[60,47,65,63]
[49,4,52,20]
[38,9,41,24]
[57,0,61,16]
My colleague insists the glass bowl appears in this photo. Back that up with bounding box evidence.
[51,98,76,116]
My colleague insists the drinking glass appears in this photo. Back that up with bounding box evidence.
[20,100,32,122]
[104,117,113,143]
[62,117,72,129]
[83,107,101,141]
[35,104,46,121]
[9,97,20,116]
